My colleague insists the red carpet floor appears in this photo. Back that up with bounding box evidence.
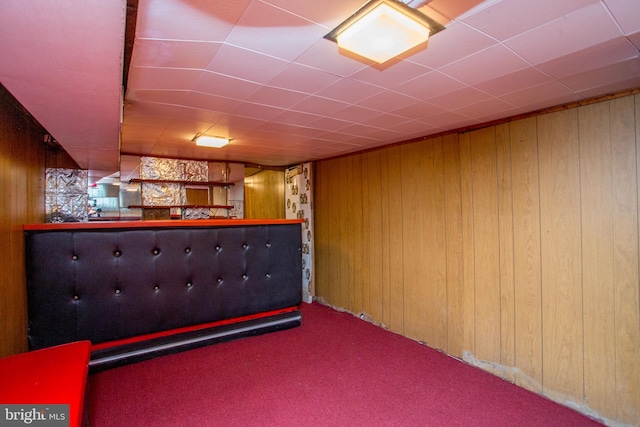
[88,302,604,426]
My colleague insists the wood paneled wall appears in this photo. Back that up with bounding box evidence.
[244,169,285,219]
[314,93,640,426]
[0,85,47,357]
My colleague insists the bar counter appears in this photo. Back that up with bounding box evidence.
[24,218,304,371]
[24,218,304,231]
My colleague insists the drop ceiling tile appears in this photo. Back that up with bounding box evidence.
[293,39,370,77]
[223,135,272,148]
[499,81,581,111]
[428,87,492,111]
[128,67,202,91]
[193,71,261,100]
[428,111,480,129]
[267,63,341,93]
[253,121,306,136]
[291,96,350,116]
[126,89,189,105]
[335,123,389,138]
[359,90,419,112]
[214,114,267,132]
[121,113,177,128]
[121,123,166,139]
[130,39,221,69]
[395,71,467,100]
[306,116,354,132]
[246,86,308,108]
[474,67,553,96]
[158,125,204,144]
[604,0,640,34]
[329,105,382,123]
[261,0,364,28]
[455,97,521,122]
[357,127,406,142]
[422,0,489,23]
[316,78,386,104]
[504,2,623,65]
[124,101,220,123]
[577,76,640,99]
[362,113,411,129]
[230,102,287,121]
[185,91,243,113]
[461,0,597,41]
[206,44,289,84]
[226,1,328,61]
[629,30,640,51]
[148,143,201,160]
[408,22,497,69]
[388,119,441,136]
[270,109,324,127]
[167,118,214,133]
[392,101,449,121]
[9,0,640,175]
[438,44,530,86]
[536,37,638,79]
[120,140,157,155]
[136,0,250,41]
[259,121,322,138]
[350,60,432,90]
[560,57,640,92]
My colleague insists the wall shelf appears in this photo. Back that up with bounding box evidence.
[127,205,233,210]
[129,178,234,219]
[129,178,233,187]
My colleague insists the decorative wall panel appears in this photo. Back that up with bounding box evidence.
[139,157,208,208]
[285,163,314,303]
[45,168,88,223]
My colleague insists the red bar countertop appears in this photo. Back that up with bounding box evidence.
[0,341,91,427]
[24,218,304,231]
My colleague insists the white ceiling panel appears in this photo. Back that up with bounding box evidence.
[461,0,597,41]
[1,0,638,181]
[205,45,289,84]
[136,0,249,41]
[193,72,262,99]
[130,39,221,69]
[504,2,623,65]
[605,0,640,34]
[396,71,468,101]
[475,68,554,97]
[226,1,329,62]
[561,57,640,92]
[409,21,497,69]
[536,36,638,79]
[438,44,530,86]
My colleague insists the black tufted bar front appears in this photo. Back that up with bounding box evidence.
[24,219,303,371]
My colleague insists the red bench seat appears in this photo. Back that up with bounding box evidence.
[0,341,91,427]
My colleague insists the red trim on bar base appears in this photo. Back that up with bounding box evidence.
[90,306,301,351]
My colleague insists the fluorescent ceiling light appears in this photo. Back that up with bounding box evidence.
[325,0,445,64]
[193,135,229,148]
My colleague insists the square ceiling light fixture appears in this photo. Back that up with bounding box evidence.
[324,0,445,64]
[193,134,229,148]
